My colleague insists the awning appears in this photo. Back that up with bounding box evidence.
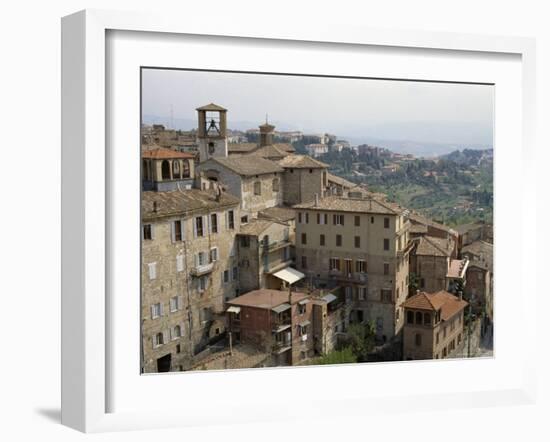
[299,320,311,327]
[273,267,305,285]
[272,303,291,314]
[322,293,338,304]
[226,306,241,314]
[298,299,310,305]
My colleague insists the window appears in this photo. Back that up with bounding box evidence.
[344,259,353,275]
[420,278,425,289]
[143,224,153,240]
[304,212,309,224]
[254,181,261,195]
[173,161,180,179]
[198,276,208,292]
[298,212,302,223]
[197,251,206,266]
[223,270,229,283]
[272,178,279,192]
[423,312,431,325]
[154,332,164,348]
[320,234,325,246]
[151,303,161,319]
[316,213,320,224]
[170,296,181,312]
[415,311,422,324]
[298,303,306,315]
[333,214,344,225]
[232,266,238,281]
[407,310,414,324]
[172,219,184,242]
[172,325,182,339]
[358,287,367,301]
[354,236,360,248]
[415,333,422,346]
[336,234,342,247]
[436,332,440,344]
[148,262,157,280]
[381,289,392,303]
[384,217,390,228]
[354,216,360,227]
[209,247,218,262]
[318,213,328,224]
[227,210,235,229]
[301,255,308,269]
[384,263,390,275]
[443,326,447,338]
[355,260,366,273]
[301,233,307,245]
[241,215,248,224]
[195,216,204,237]
[371,216,374,224]
[383,238,390,251]
[329,258,341,271]
[210,213,218,233]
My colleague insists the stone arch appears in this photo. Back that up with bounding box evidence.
[161,160,171,180]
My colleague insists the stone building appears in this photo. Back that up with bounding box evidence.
[141,189,241,373]
[408,211,458,255]
[225,289,316,366]
[461,240,493,318]
[402,290,468,360]
[293,195,413,341]
[141,146,195,191]
[197,155,285,218]
[236,219,293,293]
[409,235,457,294]
[311,288,350,355]
[455,221,493,250]
[278,154,329,206]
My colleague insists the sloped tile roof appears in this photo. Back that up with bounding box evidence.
[142,189,239,220]
[228,289,308,309]
[415,236,455,257]
[293,196,400,215]
[207,156,284,176]
[196,102,226,111]
[142,146,195,159]
[258,206,296,223]
[277,154,328,169]
[403,290,468,321]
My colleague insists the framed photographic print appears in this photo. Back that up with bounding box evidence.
[61,9,537,433]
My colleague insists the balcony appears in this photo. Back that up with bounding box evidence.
[190,261,215,277]
[262,239,292,253]
[330,270,368,284]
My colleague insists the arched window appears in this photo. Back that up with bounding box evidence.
[182,160,190,178]
[415,311,423,325]
[173,325,181,338]
[161,160,171,180]
[173,160,180,179]
[423,312,431,325]
[407,310,414,324]
[272,178,279,192]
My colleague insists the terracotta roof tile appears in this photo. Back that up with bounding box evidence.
[293,195,401,215]
[277,154,328,169]
[403,290,468,321]
[205,156,284,176]
[415,236,454,257]
[142,189,239,220]
[228,289,308,309]
[142,146,195,159]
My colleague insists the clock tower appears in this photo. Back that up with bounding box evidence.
[196,103,228,162]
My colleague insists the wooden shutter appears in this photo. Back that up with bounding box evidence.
[193,217,197,238]
[177,295,183,310]
[150,305,155,319]
[180,219,185,240]
[150,224,155,240]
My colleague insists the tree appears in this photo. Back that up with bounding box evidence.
[345,322,376,362]
[311,347,357,365]
[408,272,421,296]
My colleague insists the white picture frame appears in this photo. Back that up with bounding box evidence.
[61,9,537,433]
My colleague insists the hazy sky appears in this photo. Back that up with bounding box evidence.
[142,68,494,148]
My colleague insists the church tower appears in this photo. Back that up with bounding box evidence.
[196,103,228,162]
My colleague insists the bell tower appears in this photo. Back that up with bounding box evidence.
[196,103,228,162]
